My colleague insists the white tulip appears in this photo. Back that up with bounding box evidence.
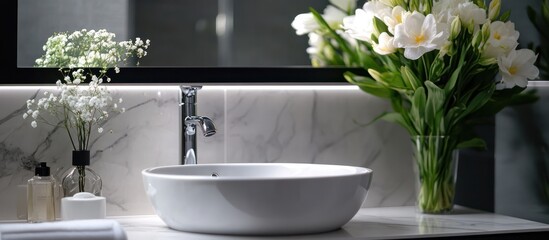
[497,49,539,89]
[393,12,449,60]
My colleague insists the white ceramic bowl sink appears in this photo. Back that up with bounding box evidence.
[142,163,373,235]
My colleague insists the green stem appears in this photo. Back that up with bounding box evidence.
[63,106,77,151]
[415,136,457,213]
[77,165,86,192]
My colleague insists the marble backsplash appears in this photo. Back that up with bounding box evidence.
[0,85,414,220]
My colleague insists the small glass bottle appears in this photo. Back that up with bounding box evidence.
[62,150,102,197]
[27,162,56,223]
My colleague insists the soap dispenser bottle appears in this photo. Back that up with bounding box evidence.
[27,162,56,223]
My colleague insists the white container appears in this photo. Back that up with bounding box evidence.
[142,163,373,235]
[61,192,106,220]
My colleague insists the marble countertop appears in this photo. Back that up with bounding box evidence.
[116,206,549,240]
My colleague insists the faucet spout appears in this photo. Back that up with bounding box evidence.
[185,116,216,137]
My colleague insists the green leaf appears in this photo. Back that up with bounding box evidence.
[456,138,487,150]
[499,10,511,22]
[477,88,538,117]
[429,57,446,82]
[444,50,466,94]
[309,8,358,65]
[527,6,538,25]
[380,72,407,89]
[543,0,549,23]
[373,17,389,37]
[463,84,495,116]
[379,112,416,135]
[344,72,393,99]
[445,105,466,130]
[390,91,404,113]
[401,66,421,90]
[425,81,446,132]
[411,87,426,133]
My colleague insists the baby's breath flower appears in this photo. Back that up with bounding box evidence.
[26,29,150,151]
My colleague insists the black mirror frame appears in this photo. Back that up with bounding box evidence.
[5,0,366,85]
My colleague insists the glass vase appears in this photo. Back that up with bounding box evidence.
[62,150,102,197]
[413,136,458,214]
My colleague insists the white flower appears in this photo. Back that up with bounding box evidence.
[456,1,487,28]
[98,127,104,133]
[393,12,449,60]
[32,110,39,119]
[496,49,539,89]
[433,0,486,28]
[330,0,356,12]
[291,2,348,36]
[323,5,349,28]
[383,6,410,34]
[31,121,37,128]
[378,0,398,7]
[432,0,469,23]
[292,13,314,35]
[482,21,519,59]
[343,10,375,43]
[23,113,28,119]
[363,1,392,20]
[344,1,392,43]
[373,32,397,55]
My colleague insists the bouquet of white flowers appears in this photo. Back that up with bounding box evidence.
[27,29,149,151]
[293,0,539,213]
[24,29,150,196]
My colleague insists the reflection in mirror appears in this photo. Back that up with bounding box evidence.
[18,0,338,67]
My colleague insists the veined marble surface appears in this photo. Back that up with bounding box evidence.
[0,85,414,220]
[0,86,180,219]
[115,206,549,240]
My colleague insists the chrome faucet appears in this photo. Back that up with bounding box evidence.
[181,86,216,165]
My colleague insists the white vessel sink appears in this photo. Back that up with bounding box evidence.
[142,163,373,235]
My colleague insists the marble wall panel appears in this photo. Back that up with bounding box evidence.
[0,85,415,220]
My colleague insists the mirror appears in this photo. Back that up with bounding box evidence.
[17,0,338,67]
[9,0,364,84]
